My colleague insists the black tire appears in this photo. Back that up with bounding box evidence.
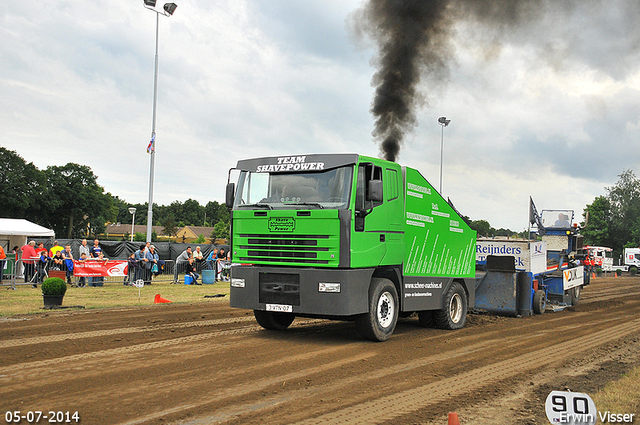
[533,290,546,314]
[253,310,295,330]
[570,285,581,306]
[434,282,468,330]
[355,278,399,342]
[417,310,435,328]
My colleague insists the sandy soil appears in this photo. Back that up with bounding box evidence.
[0,276,638,424]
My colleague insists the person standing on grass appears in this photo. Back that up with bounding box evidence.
[21,241,37,283]
[49,241,63,257]
[79,239,90,259]
[60,244,74,284]
[144,245,159,283]
[90,239,102,258]
[0,244,6,282]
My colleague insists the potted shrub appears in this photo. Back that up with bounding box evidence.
[615,269,622,277]
[595,267,603,277]
[630,266,637,276]
[42,277,67,309]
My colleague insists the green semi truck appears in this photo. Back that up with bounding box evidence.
[225,153,477,341]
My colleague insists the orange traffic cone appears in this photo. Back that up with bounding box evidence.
[154,294,172,304]
[592,273,596,279]
[448,412,460,425]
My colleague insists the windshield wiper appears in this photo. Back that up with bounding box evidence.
[237,203,273,210]
[287,202,324,209]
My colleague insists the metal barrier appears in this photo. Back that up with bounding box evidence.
[2,258,179,289]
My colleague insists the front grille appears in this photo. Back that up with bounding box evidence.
[259,272,300,305]
[237,233,335,265]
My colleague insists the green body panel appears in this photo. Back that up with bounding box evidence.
[402,167,476,278]
[349,156,404,268]
[232,209,341,267]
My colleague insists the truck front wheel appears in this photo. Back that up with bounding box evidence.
[254,310,295,330]
[434,282,468,330]
[355,278,398,342]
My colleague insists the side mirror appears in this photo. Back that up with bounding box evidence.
[225,183,235,208]
[368,180,383,203]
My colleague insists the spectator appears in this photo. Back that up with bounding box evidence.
[21,241,37,283]
[134,244,147,282]
[90,239,102,258]
[206,248,218,271]
[185,257,201,285]
[193,246,204,270]
[35,250,50,286]
[145,245,159,283]
[49,241,63,257]
[35,242,47,257]
[77,252,88,288]
[91,252,108,286]
[51,250,64,271]
[79,239,90,259]
[143,242,151,254]
[0,244,6,282]
[61,244,74,284]
[124,252,137,286]
[173,246,192,285]
[216,248,226,281]
[176,246,192,263]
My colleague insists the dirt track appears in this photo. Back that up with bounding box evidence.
[1,276,639,425]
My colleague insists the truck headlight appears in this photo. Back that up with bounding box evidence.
[231,278,245,288]
[318,282,340,293]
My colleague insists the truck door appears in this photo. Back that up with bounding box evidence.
[351,163,402,268]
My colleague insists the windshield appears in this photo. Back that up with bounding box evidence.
[234,166,353,209]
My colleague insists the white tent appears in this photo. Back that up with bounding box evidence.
[0,219,55,280]
[0,218,55,237]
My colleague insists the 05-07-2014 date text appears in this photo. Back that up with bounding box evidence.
[4,411,80,423]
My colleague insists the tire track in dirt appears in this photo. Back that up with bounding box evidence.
[0,316,255,348]
[293,318,640,425]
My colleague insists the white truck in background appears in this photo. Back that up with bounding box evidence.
[624,248,640,269]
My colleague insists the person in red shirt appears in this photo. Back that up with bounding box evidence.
[21,241,37,283]
[35,242,48,256]
[0,244,6,282]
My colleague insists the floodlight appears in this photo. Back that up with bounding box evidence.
[143,0,156,7]
[438,116,451,127]
[163,3,177,15]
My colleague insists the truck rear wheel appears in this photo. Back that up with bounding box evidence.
[434,282,467,330]
[254,310,295,330]
[355,278,398,342]
[533,290,546,314]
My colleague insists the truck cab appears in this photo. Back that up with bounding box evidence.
[226,153,476,341]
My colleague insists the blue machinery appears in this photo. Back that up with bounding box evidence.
[474,207,588,317]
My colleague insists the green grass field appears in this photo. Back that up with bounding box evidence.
[0,278,230,316]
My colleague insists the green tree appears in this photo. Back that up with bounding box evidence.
[470,220,493,237]
[212,220,230,241]
[607,170,640,249]
[581,196,614,247]
[43,163,113,238]
[0,147,46,222]
[160,215,179,237]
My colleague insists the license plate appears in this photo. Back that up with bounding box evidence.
[266,303,293,313]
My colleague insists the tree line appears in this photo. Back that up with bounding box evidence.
[0,147,229,239]
[581,169,640,257]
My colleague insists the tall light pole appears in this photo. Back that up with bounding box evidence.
[143,0,177,243]
[128,207,137,242]
[437,116,451,194]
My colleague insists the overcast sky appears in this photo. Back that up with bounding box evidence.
[2,0,640,231]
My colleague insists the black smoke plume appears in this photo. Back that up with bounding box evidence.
[355,0,547,162]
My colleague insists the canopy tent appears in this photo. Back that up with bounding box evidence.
[0,219,55,237]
